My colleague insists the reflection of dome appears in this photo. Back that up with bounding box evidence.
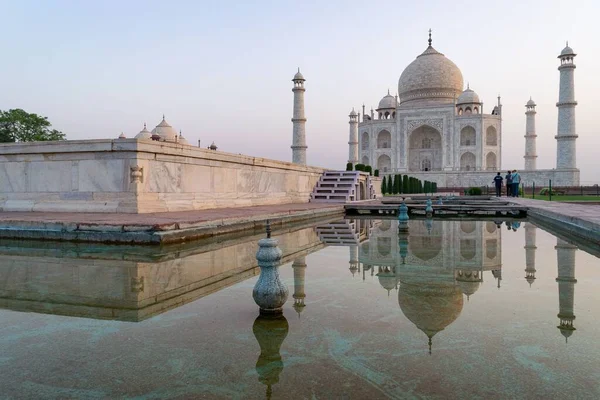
[398,282,463,352]
[377,267,397,294]
[151,116,178,142]
[457,86,480,105]
[398,43,464,106]
[456,270,482,298]
[378,91,397,110]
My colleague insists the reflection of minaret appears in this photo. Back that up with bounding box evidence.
[292,257,306,316]
[349,245,359,277]
[555,238,577,342]
[253,314,289,399]
[524,223,537,287]
[491,269,502,289]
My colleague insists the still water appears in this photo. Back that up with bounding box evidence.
[0,218,599,399]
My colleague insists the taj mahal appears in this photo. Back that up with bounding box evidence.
[340,31,580,187]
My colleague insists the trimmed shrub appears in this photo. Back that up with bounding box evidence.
[467,187,483,195]
[374,169,379,177]
[402,175,409,194]
[386,175,393,194]
[398,175,403,194]
[365,165,373,175]
[432,182,437,193]
[346,162,353,171]
[381,177,387,194]
[392,175,398,194]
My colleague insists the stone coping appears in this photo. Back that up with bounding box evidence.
[0,139,327,173]
[507,198,600,243]
[0,203,344,244]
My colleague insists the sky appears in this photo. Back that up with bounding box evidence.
[1,0,599,183]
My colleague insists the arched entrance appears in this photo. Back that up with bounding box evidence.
[377,154,391,173]
[359,182,366,200]
[486,152,497,171]
[460,152,475,171]
[408,125,442,172]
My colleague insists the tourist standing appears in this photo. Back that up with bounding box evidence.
[505,171,513,197]
[493,172,503,197]
[511,170,521,197]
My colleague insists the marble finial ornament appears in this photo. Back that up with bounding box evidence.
[253,221,288,315]
[428,28,432,46]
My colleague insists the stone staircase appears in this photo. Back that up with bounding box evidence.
[315,220,360,245]
[310,171,375,203]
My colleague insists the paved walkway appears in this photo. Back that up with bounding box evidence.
[0,203,344,243]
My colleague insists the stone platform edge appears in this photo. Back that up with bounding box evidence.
[0,206,344,244]
[525,207,600,244]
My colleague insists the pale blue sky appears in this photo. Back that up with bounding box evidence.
[1,0,598,182]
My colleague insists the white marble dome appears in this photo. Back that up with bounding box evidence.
[377,92,397,110]
[398,45,464,106]
[456,87,480,105]
[293,69,305,80]
[135,123,152,140]
[151,116,178,142]
[526,98,536,107]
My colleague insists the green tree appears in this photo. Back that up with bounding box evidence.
[398,174,403,194]
[0,109,65,143]
[381,177,387,194]
[387,175,393,194]
[392,175,398,194]
[402,175,409,194]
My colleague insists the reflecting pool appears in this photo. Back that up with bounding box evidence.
[0,218,599,399]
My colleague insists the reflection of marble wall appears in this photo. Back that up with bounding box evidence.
[0,140,325,213]
[359,220,501,271]
[0,226,322,321]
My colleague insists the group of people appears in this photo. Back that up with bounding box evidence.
[493,170,521,197]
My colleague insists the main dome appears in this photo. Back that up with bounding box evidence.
[398,45,464,106]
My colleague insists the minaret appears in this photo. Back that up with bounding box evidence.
[524,223,537,286]
[291,69,307,165]
[555,238,577,342]
[292,257,307,316]
[555,43,578,170]
[348,108,359,166]
[524,98,538,170]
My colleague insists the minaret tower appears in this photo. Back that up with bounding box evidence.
[555,238,577,342]
[348,109,359,166]
[524,223,537,286]
[292,257,307,316]
[291,69,307,165]
[555,43,578,170]
[524,98,538,170]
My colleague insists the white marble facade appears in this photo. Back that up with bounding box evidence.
[0,140,325,213]
[352,35,580,186]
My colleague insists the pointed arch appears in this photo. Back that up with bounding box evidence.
[460,152,476,171]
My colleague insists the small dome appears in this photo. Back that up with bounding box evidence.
[293,69,305,81]
[457,86,480,105]
[377,270,397,292]
[135,123,152,140]
[178,132,189,145]
[560,45,575,57]
[151,116,178,142]
[118,132,126,139]
[526,98,536,107]
[377,91,397,110]
[349,108,357,116]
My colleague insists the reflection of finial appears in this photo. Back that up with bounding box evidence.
[428,337,432,355]
[266,220,271,238]
[267,384,272,400]
[428,28,432,46]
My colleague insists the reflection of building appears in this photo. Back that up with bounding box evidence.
[292,257,307,316]
[0,224,324,321]
[555,238,578,342]
[253,314,289,398]
[524,223,537,286]
[359,219,502,352]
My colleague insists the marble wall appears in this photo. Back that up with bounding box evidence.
[0,140,326,213]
